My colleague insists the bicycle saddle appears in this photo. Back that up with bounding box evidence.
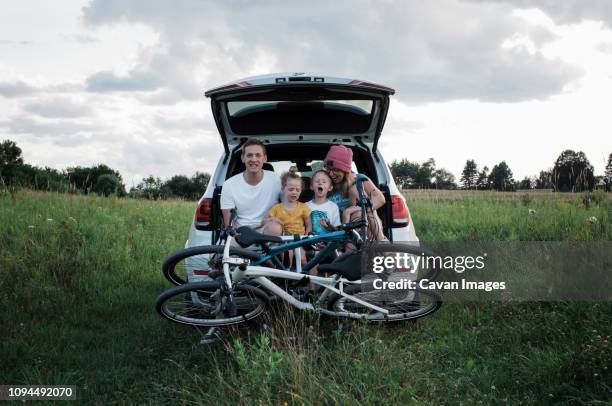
[234,226,283,248]
[318,252,362,281]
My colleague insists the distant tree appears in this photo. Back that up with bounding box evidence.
[0,140,23,166]
[476,166,490,190]
[0,139,25,186]
[130,175,164,200]
[535,169,553,189]
[605,153,612,192]
[0,140,129,195]
[390,158,458,189]
[160,172,211,200]
[163,175,194,199]
[552,150,595,192]
[145,175,164,200]
[25,165,70,192]
[416,158,436,188]
[191,172,211,199]
[389,159,421,189]
[488,161,515,191]
[518,177,534,190]
[66,164,125,194]
[460,159,478,189]
[433,168,457,189]
[93,174,123,196]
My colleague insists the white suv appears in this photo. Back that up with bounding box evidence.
[187,72,418,269]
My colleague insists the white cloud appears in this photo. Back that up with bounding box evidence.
[0,0,610,186]
[23,96,93,118]
[80,0,583,103]
[0,80,38,98]
[86,69,164,92]
[469,0,612,27]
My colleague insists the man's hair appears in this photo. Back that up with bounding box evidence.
[241,138,267,156]
[281,166,303,188]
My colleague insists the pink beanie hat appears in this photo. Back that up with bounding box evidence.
[324,145,353,172]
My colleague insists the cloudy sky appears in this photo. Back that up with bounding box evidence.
[1,0,611,187]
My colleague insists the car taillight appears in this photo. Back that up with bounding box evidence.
[195,197,212,224]
[391,194,410,227]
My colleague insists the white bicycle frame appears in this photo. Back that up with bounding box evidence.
[221,234,390,318]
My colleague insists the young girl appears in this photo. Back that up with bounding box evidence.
[306,170,341,234]
[305,170,341,288]
[265,167,312,267]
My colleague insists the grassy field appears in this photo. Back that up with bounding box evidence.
[0,189,610,404]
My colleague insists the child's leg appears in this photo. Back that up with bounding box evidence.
[308,263,318,291]
[286,249,293,269]
[288,248,307,271]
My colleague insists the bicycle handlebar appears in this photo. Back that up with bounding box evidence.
[218,209,238,241]
[340,219,367,232]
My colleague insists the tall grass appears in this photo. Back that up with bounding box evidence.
[0,189,610,404]
[405,189,610,241]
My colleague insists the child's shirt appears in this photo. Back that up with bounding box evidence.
[306,200,341,235]
[267,202,311,235]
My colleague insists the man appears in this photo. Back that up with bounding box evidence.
[220,138,282,235]
[203,138,281,344]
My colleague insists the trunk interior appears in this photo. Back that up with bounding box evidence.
[210,143,393,242]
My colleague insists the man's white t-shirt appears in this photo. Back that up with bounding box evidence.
[306,200,341,234]
[220,170,281,227]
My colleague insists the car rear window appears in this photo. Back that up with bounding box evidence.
[225,100,374,135]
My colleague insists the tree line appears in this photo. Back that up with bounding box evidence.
[0,140,210,200]
[389,158,457,190]
[3,139,611,196]
[391,150,611,192]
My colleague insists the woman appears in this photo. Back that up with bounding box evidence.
[323,145,387,241]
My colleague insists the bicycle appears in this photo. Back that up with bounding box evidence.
[155,175,443,326]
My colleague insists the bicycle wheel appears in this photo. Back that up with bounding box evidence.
[163,245,262,286]
[155,280,268,327]
[329,284,442,322]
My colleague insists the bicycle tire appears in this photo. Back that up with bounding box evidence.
[329,284,442,322]
[163,245,262,286]
[155,280,268,327]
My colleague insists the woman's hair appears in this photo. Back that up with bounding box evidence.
[281,166,303,187]
[336,170,355,197]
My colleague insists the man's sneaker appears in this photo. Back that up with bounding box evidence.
[200,327,221,345]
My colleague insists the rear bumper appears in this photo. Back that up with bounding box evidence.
[186,221,213,248]
[391,222,419,246]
